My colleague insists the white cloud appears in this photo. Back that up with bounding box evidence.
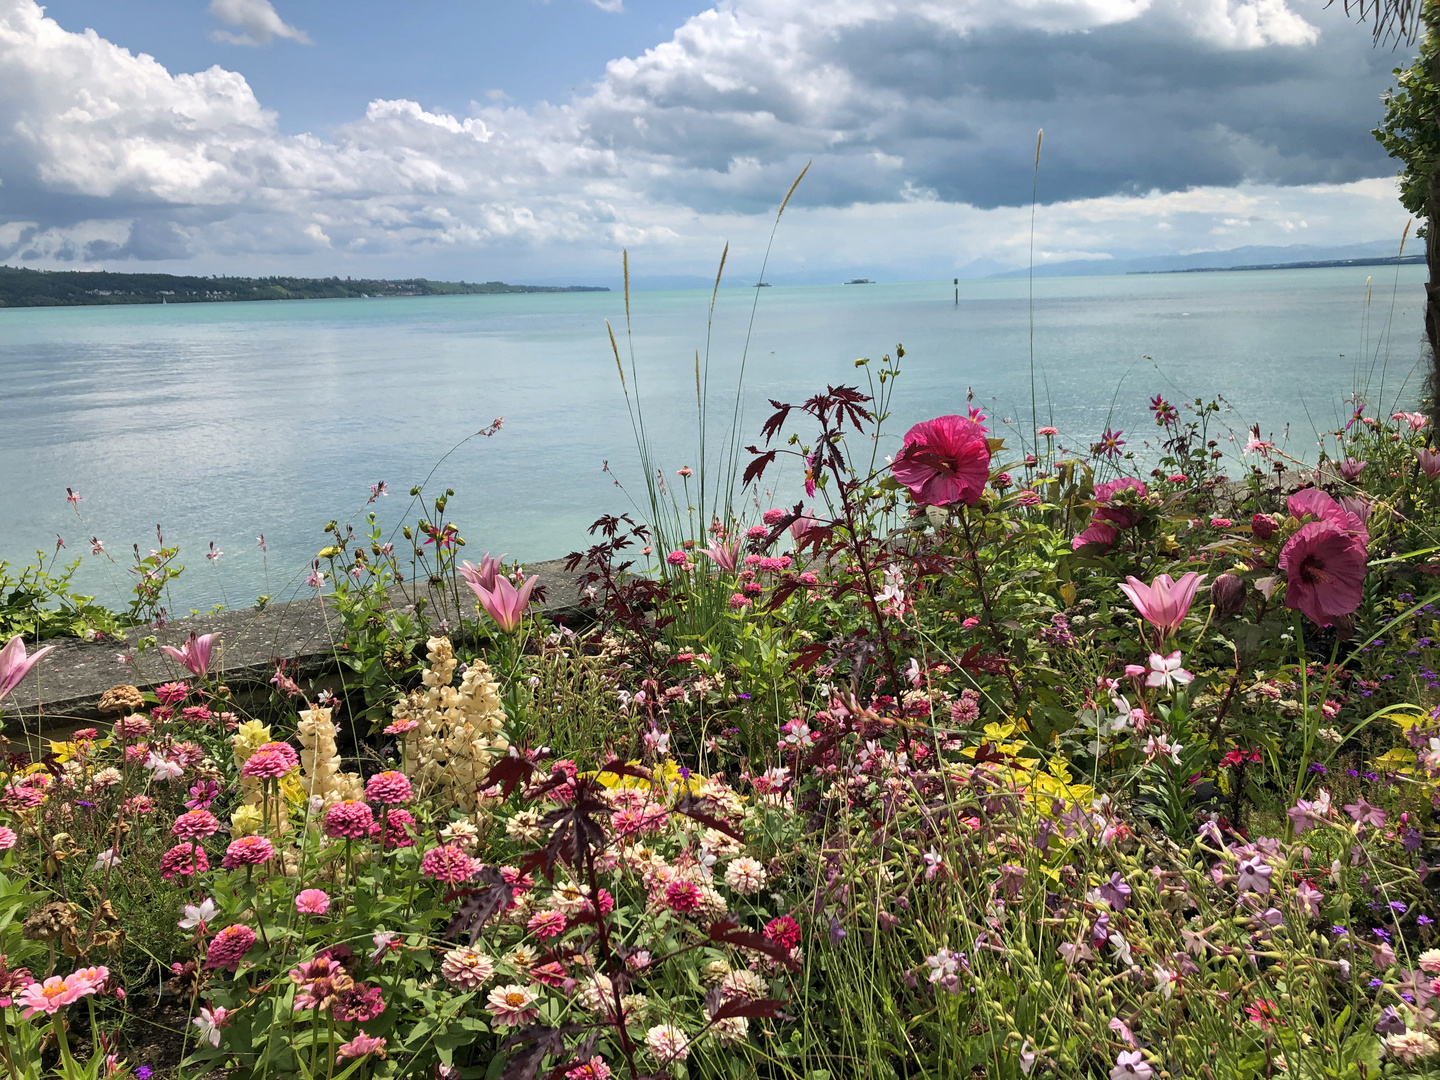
[587,0,626,12]
[0,0,1405,277]
[209,0,310,47]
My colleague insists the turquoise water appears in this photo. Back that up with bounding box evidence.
[0,266,1427,613]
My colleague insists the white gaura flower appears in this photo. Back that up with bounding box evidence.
[1146,651,1193,691]
[178,897,218,931]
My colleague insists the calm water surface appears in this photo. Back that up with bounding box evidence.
[0,266,1426,612]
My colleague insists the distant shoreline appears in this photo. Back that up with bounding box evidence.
[0,266,608,308]
[1129,255,1424,275]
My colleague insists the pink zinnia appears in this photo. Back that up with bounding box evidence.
[1279,521,1368,627]
[527,909,567,939]
[664,879,702,913]
[486,984,540,1028]
[891,415,991,506]
[205,925,257,971]
[364,771,412,805]
[17,976,84,1017]
[764,915,802,950]
[171,809,220,841]
[324,800,374,840]
[336,1033,387,1062]
[728,593,751,610]
[420,844,476,885]
[1117,572,1205,637]
[154,682,190,705]
[332,982,385,1023]
[371,807,416,849]
[0,828,16,851]
[113,715,152,741]
[383,719,418,735]
[241,741,299,779]
[221,835,276,869]
[159,843,209,880]
[295,889,331,915]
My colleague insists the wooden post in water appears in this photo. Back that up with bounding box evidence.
[953,278,958,306]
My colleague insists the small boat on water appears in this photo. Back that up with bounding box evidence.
[845,278,874,284]
[753,282,771,287]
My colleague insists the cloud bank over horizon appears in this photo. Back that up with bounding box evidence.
[0,0,1416,281]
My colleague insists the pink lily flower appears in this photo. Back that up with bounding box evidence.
[468,573,538,634]
[789,508,818,544]
[0,635,56,703]
[160,632,218,679]
[459,553,505,594]
[700,539,740,573]
[1418,448,1440,480]
[1118,572,1204,637]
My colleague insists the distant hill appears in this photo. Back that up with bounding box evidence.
[0,266,608,308]
[984,240,1418,279]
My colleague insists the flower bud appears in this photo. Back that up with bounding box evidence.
[1251,513,1277,540]
[1212,573,1246,617]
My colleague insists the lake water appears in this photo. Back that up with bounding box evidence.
[0,265,1428,614]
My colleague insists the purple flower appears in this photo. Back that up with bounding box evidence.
[1099,872,1132,912]
[1308,763,1327,774]
[1344,799,1387,828]
[135,1070,153,1080]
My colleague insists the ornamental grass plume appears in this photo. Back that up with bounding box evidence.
[0,634,55,703]
[467,572,538,634]
[1118,572,1205,638]
[159,631,218,679]
[890,415,992,506]
[393,637,507,814]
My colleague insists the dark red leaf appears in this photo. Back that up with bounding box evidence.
[709,997,787,1023]
[743,451,777,487]
[708,919,799,969]
[673,792,743,841]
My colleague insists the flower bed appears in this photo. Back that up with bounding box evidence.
[4,379,1440,1078]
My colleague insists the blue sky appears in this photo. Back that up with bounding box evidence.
[0,0,1419,283]
[40,0,712,133]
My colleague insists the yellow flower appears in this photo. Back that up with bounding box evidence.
[231,720,272,765]
[230,805,263,837]
[982,721,1016,743]
[278,772,307,808]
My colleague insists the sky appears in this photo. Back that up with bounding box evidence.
[0,0,1422,284]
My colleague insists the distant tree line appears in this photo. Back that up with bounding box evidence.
[0,266,608,308]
